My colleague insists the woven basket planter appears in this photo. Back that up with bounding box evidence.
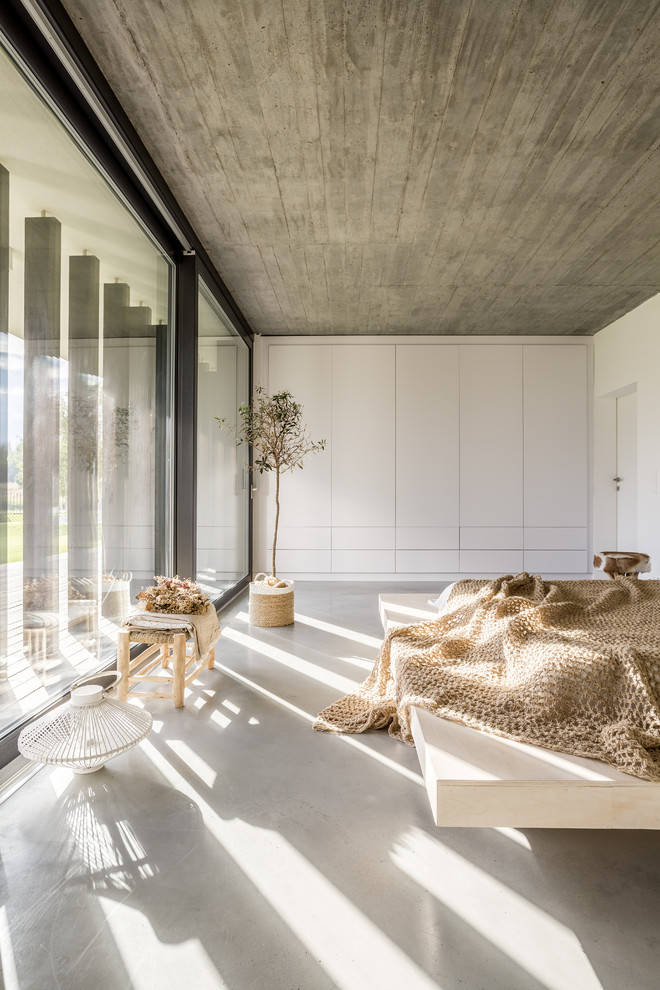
[249,575,294,627]
[101,576,131,620]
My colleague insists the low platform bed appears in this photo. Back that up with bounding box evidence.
[378,591,660,829]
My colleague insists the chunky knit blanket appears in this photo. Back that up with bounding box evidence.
[314,573,660,781]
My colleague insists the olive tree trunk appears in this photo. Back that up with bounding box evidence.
[272,467,280,578]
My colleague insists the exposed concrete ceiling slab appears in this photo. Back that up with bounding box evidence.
[61,0,660,335]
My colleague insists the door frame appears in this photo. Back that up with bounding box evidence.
[593,382,637,559]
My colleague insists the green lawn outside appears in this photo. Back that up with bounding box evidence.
[4,522,68,563]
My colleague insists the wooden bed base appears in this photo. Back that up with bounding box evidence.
[379,593,660,828]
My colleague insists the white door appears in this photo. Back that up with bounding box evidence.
[616,391,637,550]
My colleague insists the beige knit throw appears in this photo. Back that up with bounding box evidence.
[121,603,220,661]
[314,573,660,781]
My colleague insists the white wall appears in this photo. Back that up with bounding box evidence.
[255,335,592,581]
[594,293,660,576]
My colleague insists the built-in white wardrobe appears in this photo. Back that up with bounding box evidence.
[255,337,591,579]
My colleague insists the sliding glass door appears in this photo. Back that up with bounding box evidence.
[196,278,250,597]
[0,40,174,740]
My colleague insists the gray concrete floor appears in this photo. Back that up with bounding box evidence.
[1,581,660,990]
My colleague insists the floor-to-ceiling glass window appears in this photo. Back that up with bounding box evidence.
[0,40,173,740]
[197,278,249,597]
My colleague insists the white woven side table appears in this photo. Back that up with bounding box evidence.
[117,626,216,708]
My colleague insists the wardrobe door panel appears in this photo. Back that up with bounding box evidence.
[460,527,523,550]
[332,528,395,550]
[396,550,460,572]
[331,345,395,528]
[460,346,523,528]
[524,527,587,550]
[396,527,460,550]
[268,345,332,529]
[460,550,524,573]
[524,550,589,573]
[396,345,460,528]
[332,550,395,572]
[524,345,588,528]
[276,550,332,573]
[278,527,331,550]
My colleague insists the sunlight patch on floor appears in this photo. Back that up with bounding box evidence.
[48,765,74,799]
[0,905,19,990]
[292,612,384,649]
[333,735,425,786]
[141,738,439,990]
[384,602,437,622]
[64,787,155,890]
[98,896,229,990]
[234,607,383,650]
[213,660,317,727]
[336,655,373,671]
[210,710,232,730]
[165,739,217,788]
[223,627,360,694]
[391,827,602,990]
[213,661,424,786]
[491,826,532,851]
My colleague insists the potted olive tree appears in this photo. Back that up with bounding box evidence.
[217,387,325,626]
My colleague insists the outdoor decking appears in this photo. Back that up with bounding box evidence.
[0,560,123,736]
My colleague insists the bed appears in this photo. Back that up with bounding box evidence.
[315,574,660,828]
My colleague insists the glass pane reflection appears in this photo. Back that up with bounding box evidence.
[0,43,173,740]
[197,278,249,597]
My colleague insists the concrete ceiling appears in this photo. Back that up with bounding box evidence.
[61,0,660,336]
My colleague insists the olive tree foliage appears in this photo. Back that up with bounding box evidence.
[217,387,326,578]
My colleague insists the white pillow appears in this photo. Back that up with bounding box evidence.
[428,582,456,614]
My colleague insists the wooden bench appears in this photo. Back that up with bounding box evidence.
[379,592,660,828]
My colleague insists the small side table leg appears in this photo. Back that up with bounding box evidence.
[173,632,186,708]
[207,646,215,670]
[161,643,170,669]
[117,631,130,701]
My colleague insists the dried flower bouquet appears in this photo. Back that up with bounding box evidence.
[136,576,210,615]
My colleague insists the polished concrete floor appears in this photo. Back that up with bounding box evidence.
[2,581,660,990]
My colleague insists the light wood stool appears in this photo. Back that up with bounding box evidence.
[117,628,216,708]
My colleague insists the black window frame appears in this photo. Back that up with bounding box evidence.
[0,0,253,768]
